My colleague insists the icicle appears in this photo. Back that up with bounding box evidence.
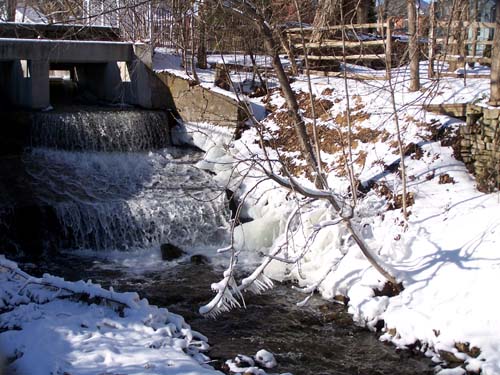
[245,274,274,295]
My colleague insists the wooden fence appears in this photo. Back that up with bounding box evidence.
[285,18,496,80]
[284,22,394,79]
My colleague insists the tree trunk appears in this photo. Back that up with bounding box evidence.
[448,0,468,71]
[428,1,436,78]
[256,20,320,181]
[312,0,339,41]
[196,3,208,69]
[357,0,372,24]
[6,0,16,21]
[489,1,500,106]
[408,0,420,92]
[469,0,479,68]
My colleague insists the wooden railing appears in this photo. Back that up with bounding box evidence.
[284,21,393,79]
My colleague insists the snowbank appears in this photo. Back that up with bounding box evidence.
[0,256,218,375]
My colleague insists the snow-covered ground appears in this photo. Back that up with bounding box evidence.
[165,50,500,374]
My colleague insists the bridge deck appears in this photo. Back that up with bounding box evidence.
[0,22,121,41]
[0,38,133,63]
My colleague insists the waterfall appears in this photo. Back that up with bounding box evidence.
[24,148,228,250]
[2,109,229,252]
[31,109,171,151]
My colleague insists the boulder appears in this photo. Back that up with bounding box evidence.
[190,254,209,265]
[254,349,277,369]
[160,243,185,261]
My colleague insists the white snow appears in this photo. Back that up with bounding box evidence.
[0,256,218,375]
[14,6,48,23]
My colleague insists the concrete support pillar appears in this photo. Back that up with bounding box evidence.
[127,58,152,108]
[124,43,152,108]
[2,60,25,108]
[29,60,50,109]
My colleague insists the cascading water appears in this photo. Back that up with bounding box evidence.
[24,148,228,250]
[6,108,229,252]
[31,109,171,151]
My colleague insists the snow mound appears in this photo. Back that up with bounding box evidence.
[0,256,218,375]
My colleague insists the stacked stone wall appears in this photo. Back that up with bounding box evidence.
[461,104,500,191]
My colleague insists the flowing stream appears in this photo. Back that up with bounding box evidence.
[9,108,434,374]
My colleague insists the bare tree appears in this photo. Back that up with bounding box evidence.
[407,0,420,91]
[196,0,208,69]
[6,0,17,21]
[489,0,500,105]
[199,0,399,318]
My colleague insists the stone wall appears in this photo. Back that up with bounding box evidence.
[155,71,247,131]
[461,104,500,191]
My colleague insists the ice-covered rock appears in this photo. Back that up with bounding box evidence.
[255,349,277,369]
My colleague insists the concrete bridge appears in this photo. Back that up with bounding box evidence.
[0,23,167,110]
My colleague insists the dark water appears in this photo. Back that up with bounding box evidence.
[25,253,435,375]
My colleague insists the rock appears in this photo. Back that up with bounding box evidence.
[391,192,415,210]
[160,243,185,261]
[235,354,254,368]
[248,85,268,98]
[322,310,354,326]
[225,189,238,220]
[254,349,277,369]
[214,64,231,91]
[373,281,404,297]
[190,254,209,265]
[404,142,424,160]
[439,174,455,184]
[455,342,481,358]
[438,350,464,364]
[387,327,397,336]
[374,319,385,332]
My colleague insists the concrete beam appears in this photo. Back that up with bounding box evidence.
[0,22,121,41]
[0,39,133,63]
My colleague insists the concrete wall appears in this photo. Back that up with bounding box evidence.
[461,104,500,191]
[155,71,246,129]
